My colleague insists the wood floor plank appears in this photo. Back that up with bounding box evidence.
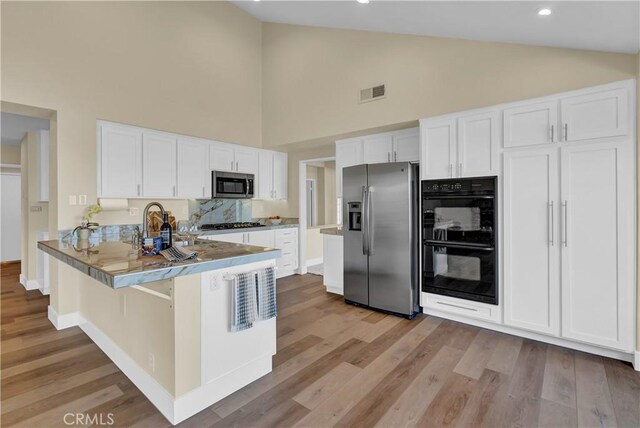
[273,334,323,367]
[541,345,577,408]
[416,372,476,427]
[485,333,523,375]
[374,345,463,428]
[455,369,508,428]
[293,362,361,410]
[603,358,640,428]
[575,352,618,428]
[538,398,578,428]
[453,329,500,379]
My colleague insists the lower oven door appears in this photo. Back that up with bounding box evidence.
[422,242,497,304]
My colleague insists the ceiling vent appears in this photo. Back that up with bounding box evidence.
[359,84,386,103]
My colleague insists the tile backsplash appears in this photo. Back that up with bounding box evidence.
[188,199,252,225]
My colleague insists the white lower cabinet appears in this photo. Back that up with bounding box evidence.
[323,234,343,295]
[199,227,299,278]
[504,148,560,335]
[560,142,634,351]
[503,141,634,352]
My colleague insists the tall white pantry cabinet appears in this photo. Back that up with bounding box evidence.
[421,79,637,365]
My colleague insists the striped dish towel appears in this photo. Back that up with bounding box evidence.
[231,272,258,332]
[256,267,277,321]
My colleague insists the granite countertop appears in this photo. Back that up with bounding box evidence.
[198,223,298,237]
[38,239,281,289]
[320,227,342,236]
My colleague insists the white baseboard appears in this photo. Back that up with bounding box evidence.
[19,274,38,291]
[47,306,80,330]
[634,351,640,372]
[424,308,635,364]
[19,274,26,286]
[325,286,343,296]
[306,257,323,267]
[277,268,297,279]
[39,286,50,296]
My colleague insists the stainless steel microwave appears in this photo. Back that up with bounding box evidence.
[212,171,254,199]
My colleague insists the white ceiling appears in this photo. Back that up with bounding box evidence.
[234,1,640,54]
[1,113,50,146]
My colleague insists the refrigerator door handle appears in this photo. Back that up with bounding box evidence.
[361,186,368,255]
[367,186,374,255]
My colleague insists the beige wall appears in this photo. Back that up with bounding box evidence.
[1,144,21,164]
[19,132,49,280]
[324,161,337,225]
[1,1,262,231]
[637,52,640,352]
[262,23,637,148]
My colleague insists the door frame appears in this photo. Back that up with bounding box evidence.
[298,156,335,275]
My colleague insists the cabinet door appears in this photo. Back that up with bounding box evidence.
[503,148,560,335]
[420,118,456,179]
[560,87,629,142]
[142,132,176,198]
[503,101,558,148]
[235,147,259,174]
[247,230,275,248]
[392,128,419,162]
[177,138,209,199]
[209,142,235,172]
[272,152,288,200]
[336,139,363,197]
[560,142,633,351]
[257,151,274,200]
[99,124,142,197]
[457,111,499,177]
[362,134,393,164]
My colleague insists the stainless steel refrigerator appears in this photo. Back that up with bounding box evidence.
[343,162,420,318]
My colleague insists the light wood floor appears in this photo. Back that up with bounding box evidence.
[1,262,639,427]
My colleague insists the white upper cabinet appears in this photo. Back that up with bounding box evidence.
[420,118,456,179]
[503,101,558,148]
[234,147,259,175]
[392,128,420,162]
[257,150,288,200]
[335,138,363,198]
[177,138,209,199]
[560,142,633,351]
[209,142,236,172]
[503,147,560,336]
[99,123,142,198]
[560,87,629,142]
[363,134,393,164]
[272,151,288,200]
[457,111,499,177]
[142,132,176,198]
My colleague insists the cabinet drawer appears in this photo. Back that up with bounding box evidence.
[423,293,501,323]
[275,228,297,238]
[275,236,297,248]
[277,253,298,270]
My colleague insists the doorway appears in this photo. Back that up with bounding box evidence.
[0,172,21,262]
[305,179,317,226]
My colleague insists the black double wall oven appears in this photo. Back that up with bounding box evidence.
[422,176,497,305]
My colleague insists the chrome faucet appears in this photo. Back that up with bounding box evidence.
[142,202,166,238]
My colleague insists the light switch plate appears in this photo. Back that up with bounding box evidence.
[78,195,87,205]
[30,206,43,212]
[68,195,77,206]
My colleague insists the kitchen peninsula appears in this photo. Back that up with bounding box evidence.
[38,236,281,425]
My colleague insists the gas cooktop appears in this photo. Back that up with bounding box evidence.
[200,222,265,231]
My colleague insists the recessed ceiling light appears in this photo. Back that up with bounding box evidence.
[537,8,552,16]
[357,0,370,4]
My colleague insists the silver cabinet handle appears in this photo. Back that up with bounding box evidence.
[562,200,568,247]
[246,233,250,244]
[551,124,555,142]
[361,186,368,255]
[137,184,141,196]
[230,160,233,170]
[548,201,554,246]
[564,123,568,141]
[173,185,176,197]
[274,190,277,199]
[394,152,397,162]
[459,163,463,177]
[236,161,239,171]
[202,186,205,197]
[449,164,453,177]
[387,152,390,162]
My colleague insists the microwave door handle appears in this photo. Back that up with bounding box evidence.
[245,178,249,197]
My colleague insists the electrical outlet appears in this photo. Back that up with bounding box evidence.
[30,206,43,212]
[68,195,77,206]
[129,207,139,216]
[148,353,155,372]
[78,195,87,205]
[210,274,220,291]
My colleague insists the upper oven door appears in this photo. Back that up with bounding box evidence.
[423,194,495,247]
[212,171,254,198]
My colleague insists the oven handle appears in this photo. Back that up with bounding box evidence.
[422,195,494,200]
[424,240,495,252]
